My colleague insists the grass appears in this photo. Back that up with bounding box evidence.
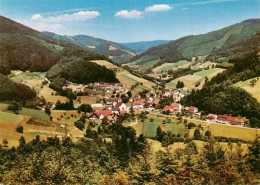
[20,108,50,121]
[160,60,189,71]
[124,115,185,138]
[183,118,259,141]
[0,103,8,110]
[90,60,156,91]
[234,77,260,102]
[0,111,27,123]
[166,68,225,90]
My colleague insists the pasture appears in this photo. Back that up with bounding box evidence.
[234,77,260,102]
[90,60,156,91]
[166,68,225,89]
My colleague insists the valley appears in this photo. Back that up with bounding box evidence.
[0,14,259,184]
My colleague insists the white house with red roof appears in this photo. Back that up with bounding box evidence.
[132,101,144,110]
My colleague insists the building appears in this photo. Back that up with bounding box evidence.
[132,101,144,110]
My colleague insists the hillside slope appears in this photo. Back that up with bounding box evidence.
[42,31,136,63]
[0,16,118,84]
[130,19,260,65]
[121,40,171,54]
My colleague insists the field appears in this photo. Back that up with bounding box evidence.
[183,117,260,141]
[90,60,156,91]
[158,60,190,71]
[234,77,260,102]
[123,113,259,142]
[9,72,68,103]
[0,104,86,147]
[123,115,186,137]
[166,68,225,89]
[20,108,50,121]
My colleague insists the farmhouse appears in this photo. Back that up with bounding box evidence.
[132,101,144,110]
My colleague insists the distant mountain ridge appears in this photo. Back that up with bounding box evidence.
[130,19,260,65]
[121,40,171,54]
[42,31,136,63]
[0,15,118,84]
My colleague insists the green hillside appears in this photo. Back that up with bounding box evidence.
[42,32,136,63]
[121,40,171,54]
[130,19,260,67]
[0,74,36,101]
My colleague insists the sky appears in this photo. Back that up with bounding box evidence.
[0,0,259,42]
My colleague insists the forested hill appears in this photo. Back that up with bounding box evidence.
[42,31,136,63]
[121,40,171,54]
[130,19,260,64]
[0,16,111,74]
[181,52,260,128]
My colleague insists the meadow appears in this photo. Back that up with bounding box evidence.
[234,77,260,102]
[166,68,225,89]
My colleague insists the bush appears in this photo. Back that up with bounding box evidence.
[16,126,23,133]
[188,122,196,129]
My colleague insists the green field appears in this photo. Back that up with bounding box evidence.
[124,116,186,138]
[160,60,189,71]
[166,68,225,89]
[0,111,25,123]
[20,108,50,121]
[0,103,8,110]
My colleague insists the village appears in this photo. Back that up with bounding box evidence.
[45,81,249,127]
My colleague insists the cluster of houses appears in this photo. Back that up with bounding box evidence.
[162,103,200,116]
[63,81,128,97]
[206,114,247,126]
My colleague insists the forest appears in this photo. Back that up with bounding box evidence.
[181,52,260,127]
[0,124,259,184]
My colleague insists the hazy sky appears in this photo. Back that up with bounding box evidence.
[0,0,259,42]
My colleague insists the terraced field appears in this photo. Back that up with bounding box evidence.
[166,68,225,89]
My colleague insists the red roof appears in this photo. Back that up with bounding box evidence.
[162,106,175,112]
[171,103,181,107]
[137,98,143,102]
[226,116,237,122]
[132,101,143,106]
[99,110,113,117]
[134,94,140,97]
[189,106,198,111]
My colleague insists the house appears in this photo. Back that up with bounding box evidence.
[206,114,218,121]
[132,101,144,110]
[144,102,151,108]
[88,110,113,120]
[88,111,100,119]
[153,99,160,105]
[226,116,237,125]
[106,99,115,106]
[99,110,113,119]
[217,115,228,123]
[170,103,182,112]
[114,102,127,112]
[134,94,141,99]
[188,106,198,114]
[162,106,175,113]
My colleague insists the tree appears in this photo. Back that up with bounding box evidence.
[204,130,211,138]
[74,120,85,130]
[3,139,8,147]
[45,106,51,115]
[7,101,22,114]
[193,129,201,140]
[250,79,257,87]
[127,91,132,97]
[16,125,23,133]
[247,138,260,173]
[78,104,92,113]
